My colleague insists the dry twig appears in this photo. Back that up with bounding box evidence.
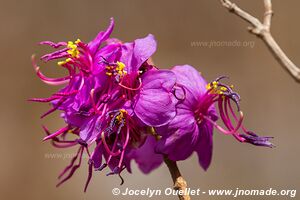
[220,0,300,82]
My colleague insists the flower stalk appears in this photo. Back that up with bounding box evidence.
[163,156,191,200]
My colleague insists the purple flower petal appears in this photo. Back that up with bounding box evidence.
[195,121,214,170]
[155,114,199,161]
[129,136,163,174]
[134,70,177,127]
[172,65,208,108]
[79,116,102,143]
[120,43,134,72]
[131,34,157,73]
[120,34,157,74]
[91,144,103,169]
[88,18,114,55]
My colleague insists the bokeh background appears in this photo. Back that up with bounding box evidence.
[1,0,299,199]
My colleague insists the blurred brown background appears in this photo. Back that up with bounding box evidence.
[0,0,299,199]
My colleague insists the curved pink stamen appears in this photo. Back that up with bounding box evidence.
[39,41,67,48]
[118,123,130,168]
[54,90,78,96]
[57,147,84,187]
[90,89,99,113]
[32,55,70,85]
[101,132,121,156]
[28,96,60,103]
[40,97,65,118]
[52,141,78,148]
[90,141,102,160]
[43,126,69,141]
[123,121,130,148]
[57,147,82,179]
[106,132,120,164]
[119,78,142,91]
[228,99,249,133]
[201,111,243,135]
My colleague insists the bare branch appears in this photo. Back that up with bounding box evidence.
[219,0,300,82]
[263,0,273,30]
[220,0,262,30]
[164,156,191,200]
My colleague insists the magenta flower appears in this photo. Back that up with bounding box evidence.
[155,65,273,170]
[78,34,177,179]
[31,19,178,191]
[31,18,272,194]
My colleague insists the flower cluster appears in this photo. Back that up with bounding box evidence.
[31,18,272,191]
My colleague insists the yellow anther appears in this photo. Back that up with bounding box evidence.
[116,61,125,71]
[220,86,227,91]
[116,109,128,123]
[57,58,72,66]
[115,61,127,77]
[212,81,218,88]
[57,61,65,66]
[67,40,80,58]
[105,61,127,77]
[75,39,81,44]
[206,84,212,90]
[206,81,218,90]
[230,84,234,89]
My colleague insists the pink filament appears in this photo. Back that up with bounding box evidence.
[57,147,84,187]
[117,124,130,168]
[43,126,69,141]
[119,78,142,91]
[101,132,121,156]
[32,55,70,85]
[28,96,60,103]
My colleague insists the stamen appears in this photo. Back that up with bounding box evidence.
[56,146,84,187]
[84,161,93,192]
[67,40,80,58]
[77,139,88,147]
[106,166,120,176]
[119,78,142,91]
[240,131,274,148]
[101,132,121,156]
[54,90,78,96]
[201,111,243,135]
[204,76,274,147]
[42,125,78,148]
[96,163,107,171]
[43,126,69,141]
[39,41,67,48]
[57,58,72,66]
[32,55,70,85]
[28,96,60,103]
[90,89,99,113]
[58,147,82,179]
[40,48,69,62]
